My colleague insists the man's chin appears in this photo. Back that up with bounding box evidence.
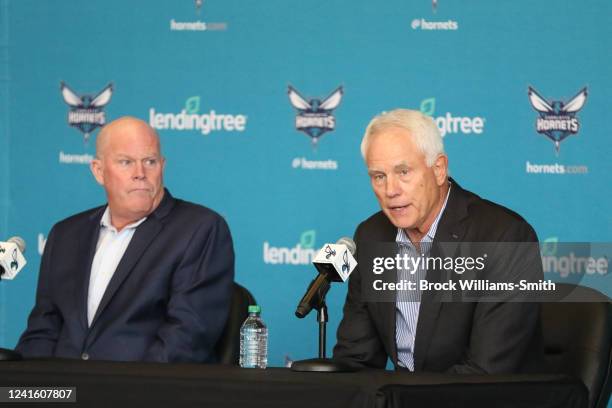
[126,192,164,215]
[123,199,155,214]
[384,213,417,230]
[387,215,414,229]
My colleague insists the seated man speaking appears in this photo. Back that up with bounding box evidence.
[333,109,544,373]
[17,117,234,362]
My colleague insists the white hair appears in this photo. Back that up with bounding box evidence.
[360,109,444,167]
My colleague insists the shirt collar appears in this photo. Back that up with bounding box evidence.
[100,206,148,233]
[396,182,452,244]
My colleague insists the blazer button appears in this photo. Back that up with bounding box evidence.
[81,352,90,360]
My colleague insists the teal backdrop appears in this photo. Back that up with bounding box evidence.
[0,0,610,374]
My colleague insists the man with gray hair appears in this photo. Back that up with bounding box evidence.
[17,117,234,362]
[333,109,544,373]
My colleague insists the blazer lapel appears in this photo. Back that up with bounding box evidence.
[88,217,163,330]
[88,190,175,329]
[76,208,104,331]
[367,214,401,366]
[384,292,398,364]
[413,179,469,371]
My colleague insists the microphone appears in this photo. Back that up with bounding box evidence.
[0,236,26,361]
[0,236,27,280]
[295,237,357,318]
[291,237,359,372]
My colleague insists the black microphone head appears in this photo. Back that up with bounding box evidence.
[295,305,309,319]
[8,236,26,253]
[336,237,356,255]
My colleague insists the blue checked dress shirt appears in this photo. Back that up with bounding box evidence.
[395,185,451,370]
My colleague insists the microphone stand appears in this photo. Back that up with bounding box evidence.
[291,287,357,372]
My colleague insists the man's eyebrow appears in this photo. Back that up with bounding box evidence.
[393,163,410,171]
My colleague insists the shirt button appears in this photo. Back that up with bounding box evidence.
[81,352,90,360]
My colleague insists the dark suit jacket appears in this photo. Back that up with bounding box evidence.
[333,179,545,374]
[16,189,234,363]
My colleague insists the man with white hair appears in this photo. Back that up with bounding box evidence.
[333,109,544,373]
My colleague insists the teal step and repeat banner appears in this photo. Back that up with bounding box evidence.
[0,0,610,369]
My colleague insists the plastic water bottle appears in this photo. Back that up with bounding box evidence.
[239,305,268,368]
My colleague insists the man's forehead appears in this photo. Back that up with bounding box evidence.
[107,124,157,142]
[367,130,424,164]
[102,128,159,149]
[110,150,161,158]
[100,138,159,157]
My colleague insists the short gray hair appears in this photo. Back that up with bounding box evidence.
[360,109,444,167]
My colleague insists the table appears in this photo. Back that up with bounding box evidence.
[0,359,588,408]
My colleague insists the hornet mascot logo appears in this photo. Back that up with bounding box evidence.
[528,86,587,154]
[288,85,343,146]
[61,82,113,142]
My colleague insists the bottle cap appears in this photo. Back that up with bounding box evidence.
[248,305,261,314]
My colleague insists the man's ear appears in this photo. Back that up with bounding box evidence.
[432,154,448,186]
[90,159,104,186]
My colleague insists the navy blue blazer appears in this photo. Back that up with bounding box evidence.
[17,189,234,362]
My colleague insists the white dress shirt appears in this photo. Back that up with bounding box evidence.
[87,207,147,326]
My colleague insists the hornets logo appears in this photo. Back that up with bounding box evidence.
[288,85,343,146]
[528,86,587,154]
[61,82,113,142]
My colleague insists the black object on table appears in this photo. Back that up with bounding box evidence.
[0,347,21,361]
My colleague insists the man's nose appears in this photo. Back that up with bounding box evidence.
[385,174,401,198]
[132,161,145,179]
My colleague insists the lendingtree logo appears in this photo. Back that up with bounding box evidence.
[263,230,318,265]
[149,96,247,135]
[420,98,485,137]
[541,237,609,279]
